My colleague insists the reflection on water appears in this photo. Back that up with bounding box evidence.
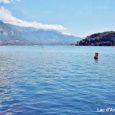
[94,59,99,63]
[0,54,15,114]
[0,46,115,115]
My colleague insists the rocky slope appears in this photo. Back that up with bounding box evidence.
[76,31,115,46]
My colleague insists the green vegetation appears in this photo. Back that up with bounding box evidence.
[76,31,115,46]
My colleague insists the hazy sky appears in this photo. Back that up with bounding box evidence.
[0,0,115,37]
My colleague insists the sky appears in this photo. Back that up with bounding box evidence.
[0,0,115,37]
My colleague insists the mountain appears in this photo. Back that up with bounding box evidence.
[75,31,115,46]
[0,21,80,45]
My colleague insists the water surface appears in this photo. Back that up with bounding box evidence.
[0,46,115,115]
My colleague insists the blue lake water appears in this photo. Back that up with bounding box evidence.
[0,46,115,115]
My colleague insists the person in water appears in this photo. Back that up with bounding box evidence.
[94,52,99,60]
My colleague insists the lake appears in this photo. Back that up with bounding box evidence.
[0,46,115,115]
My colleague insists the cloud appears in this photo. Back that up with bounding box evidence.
[0,7,65,31]
[0,0,20,4]
[0,0,11,3]
[62,32,76,36]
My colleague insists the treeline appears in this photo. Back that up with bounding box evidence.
[75,31,115,46]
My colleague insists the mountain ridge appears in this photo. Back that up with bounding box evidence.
[75,31,115,46]
[0,21,81,45]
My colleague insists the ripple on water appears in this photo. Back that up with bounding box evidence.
[0,46,115,115]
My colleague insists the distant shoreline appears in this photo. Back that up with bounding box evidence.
[73,31,115,46]
[0,44,114,47]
